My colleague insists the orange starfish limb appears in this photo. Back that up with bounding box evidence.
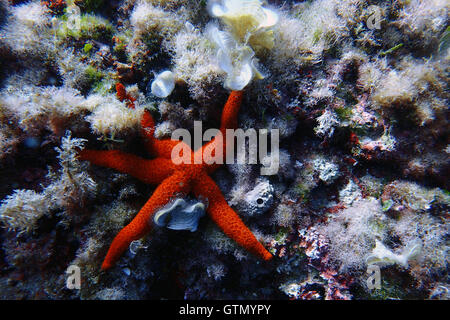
[101,170,192,270]
[141,110,190,159]
[78,150,176,184]
[193,172,272,261]
[196,90,244,173]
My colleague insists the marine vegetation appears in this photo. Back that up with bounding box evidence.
[0,0,448,300]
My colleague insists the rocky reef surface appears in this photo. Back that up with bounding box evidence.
[0,0,448,300]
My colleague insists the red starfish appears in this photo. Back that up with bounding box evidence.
[79,91,273,270]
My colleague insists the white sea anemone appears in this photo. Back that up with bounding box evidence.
[208,26,264,90]
[366,240,422,268]
[151,70,175,98]
[207,0,278,50]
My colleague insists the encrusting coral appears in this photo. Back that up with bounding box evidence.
[78,90,272,270]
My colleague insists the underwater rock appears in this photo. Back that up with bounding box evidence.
[243,179,274,215]
[312,157,340,185]
[153,198,206,232]
[339,180,362,205]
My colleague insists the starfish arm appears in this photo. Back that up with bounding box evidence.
[218,90,244,132]
[193,172,272,261]
[78,149,175,184]
[196,90,243,172]
[101,170,192,270]
[141,110,191,158]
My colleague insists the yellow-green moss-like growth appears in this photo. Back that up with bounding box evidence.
[57,12,114,43]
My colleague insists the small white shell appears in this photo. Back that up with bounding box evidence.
[153,198,206,232]
[185,21,195,32]
[122,268,131,276]
[151,70,175,98]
